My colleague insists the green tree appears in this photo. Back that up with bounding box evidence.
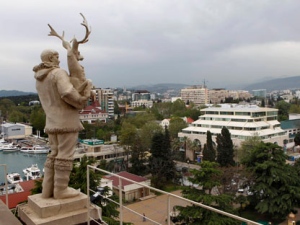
[169,117,187,139]
[186,107,201,121]
[119,121,137,169]
[129,135,148,176]
[126,112,156,129]
[216,127,235,167]
[171,137,185,161]
[294,133,300,146]
[241,142,300,220]
[0,98,16,120]
[114,100,121,115]
[202,130,216,162]
[29,106,46,135]
[70,155,100,194]
[275,100,290,121]
[290,104,300,114]
[140,121,163,151]
[171,99,187,117]
[119,121,137,146]
[151,102,172,119]
[238,135,262,164]
[149,129,176,189]
[176,161,239,225]
[8,110,26,123]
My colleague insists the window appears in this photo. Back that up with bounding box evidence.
[220,111,234,115]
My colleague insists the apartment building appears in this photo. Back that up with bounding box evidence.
[181,86,209,106]
[130,100,153,108]
[178,104,288,148]
[252,89,267,98]
[93,88,114,118]
[209,88,228,104]
[228,90,252,100]
[132,90,151,101]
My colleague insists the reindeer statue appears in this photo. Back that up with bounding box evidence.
[48,13,93,99]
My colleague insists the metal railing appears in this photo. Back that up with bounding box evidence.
[86,165,261,225]
[0,164,8,208]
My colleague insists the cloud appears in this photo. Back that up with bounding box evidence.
[1,0,300,91]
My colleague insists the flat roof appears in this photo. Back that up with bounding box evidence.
[202,105,277,112]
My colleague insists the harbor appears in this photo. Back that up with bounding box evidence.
[0,151,47,184]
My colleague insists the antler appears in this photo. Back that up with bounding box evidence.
[77,13,92,44]
[48,24,71,50]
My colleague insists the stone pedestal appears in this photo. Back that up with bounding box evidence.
[18,193,101,225]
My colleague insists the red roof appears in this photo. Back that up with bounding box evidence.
[0,180,36,209]
[79,102,105,115]
[105,171,148,190]
[186,117,194,124]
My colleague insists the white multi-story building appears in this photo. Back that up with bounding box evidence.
[209,88,228,104]
[228,90,252,100]
[130,100,153,108]
[178,104,288,148]
[93,88,114,118]
[181,86,209,106]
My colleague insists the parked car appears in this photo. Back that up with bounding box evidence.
[237,188,244,193]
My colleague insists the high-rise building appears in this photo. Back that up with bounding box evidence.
[93,88,114,118]
[181,85,209,106]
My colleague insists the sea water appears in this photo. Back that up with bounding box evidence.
[0,151,47,183]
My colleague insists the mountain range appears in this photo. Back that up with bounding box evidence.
[131,76,300,94]
[0,90,36,97]
[242,76,300,92]
[1,76,300,97]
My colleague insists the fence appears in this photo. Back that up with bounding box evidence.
[86,165,261,225]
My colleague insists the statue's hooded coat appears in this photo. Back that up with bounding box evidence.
[34,65,85,134]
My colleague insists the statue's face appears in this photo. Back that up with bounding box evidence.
[51,53,60,66]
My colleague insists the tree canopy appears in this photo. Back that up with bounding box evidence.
[275,100,290,121]
[148,129,176,189]
[202,130,216,162]
[216,127,235,167]
[177,161,239,225]
[241,142,300,220]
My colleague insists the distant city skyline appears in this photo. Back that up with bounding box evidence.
[2,1,300,92]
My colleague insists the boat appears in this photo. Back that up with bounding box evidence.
[2,144,19,153]
[20,145,50,154]
[0,141,12,151]
[23,164,42,180]
[7,172,23,184]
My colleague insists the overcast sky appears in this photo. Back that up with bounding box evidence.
[1,0,300,92]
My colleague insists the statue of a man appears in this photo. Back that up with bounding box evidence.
[33,49,90,199]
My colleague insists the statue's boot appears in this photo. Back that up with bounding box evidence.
[53,158,79,199]
[41,156,55,198]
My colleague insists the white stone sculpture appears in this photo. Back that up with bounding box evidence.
[48,13,93,99]
[33,14,93,199]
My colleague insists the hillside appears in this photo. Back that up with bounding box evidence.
[0,90,36,97]
[242,76,300,92]
[1,76,300,99]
